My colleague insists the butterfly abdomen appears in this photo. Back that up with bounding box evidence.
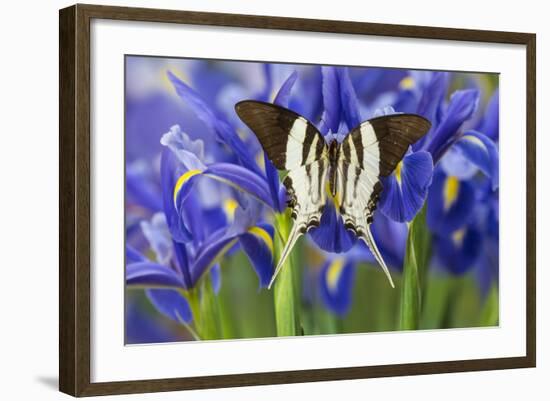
[328,140,340,197]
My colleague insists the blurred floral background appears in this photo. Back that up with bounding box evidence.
[125,56,499,344]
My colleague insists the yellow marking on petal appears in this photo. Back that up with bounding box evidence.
[255,150,266,171]
[334,192,342,212]
[325,182,341,213]
[237,128,248,141]
[248,226,274,254]
[443,176,460,210]
[463,134,486,150]
[270,89,278,103]
[395,160,404,185]
[327,259,346,292]
[399,76,416,90]
[452,228,466,245]
[223,198,239,222]
[162,69,190,96]
[173,169,202,205]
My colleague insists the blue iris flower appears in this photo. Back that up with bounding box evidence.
[126,199,275,326]
[126,58,500,322]
[474,185,499,295]
[426,86,499,276]
[318,211,408,315]
[314,71,499,314]
[318,258,356,316]
[126,65,301,327]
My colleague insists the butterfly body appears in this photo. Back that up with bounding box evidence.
[327,139,340,198]
[235,100,431,289]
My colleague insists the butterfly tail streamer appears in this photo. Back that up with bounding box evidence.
[268,223,303,289]
[361,225,395,288]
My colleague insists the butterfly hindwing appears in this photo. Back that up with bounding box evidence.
[235,100,327,170]
[271,159,329,288]
[337,114,431,286]
[283,158,328,232]
[336,161,394,286]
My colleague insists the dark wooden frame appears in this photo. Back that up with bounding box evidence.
[59,3,536,397]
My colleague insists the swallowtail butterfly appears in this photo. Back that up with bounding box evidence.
[235,100,431,289]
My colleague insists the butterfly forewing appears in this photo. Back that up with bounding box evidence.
[235,100,328,170]
[342,114,431,176]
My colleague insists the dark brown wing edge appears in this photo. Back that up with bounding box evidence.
[235,100,325,170]
[350,113,431,177]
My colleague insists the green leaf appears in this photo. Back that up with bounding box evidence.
[273,211,301,336]
[447,275,481,328]
[342,264,401,333]
[197,276,222,340]
[479,284,499,326]
[399,205,431,330]
[217,253,277,339]
[419,275,453,329]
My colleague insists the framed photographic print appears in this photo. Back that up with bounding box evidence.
[59,4,536,397]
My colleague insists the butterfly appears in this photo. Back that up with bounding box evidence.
[235,100,431,289]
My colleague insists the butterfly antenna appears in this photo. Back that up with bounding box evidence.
[361,225,395,288]
[268,223,303,290]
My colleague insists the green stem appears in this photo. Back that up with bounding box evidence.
[399,205,431,330]
[175,310,201,341]
[182,288,202,339]
[273,211,301,336]
[185,288,200,326]
[197,276,223,340]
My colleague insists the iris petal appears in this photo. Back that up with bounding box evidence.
[319,259,355,316]
[288,66,323,122]
[414,72,449,150]
[140,213,173,266]
[167,71,261,175]
[392,88,417,114]
[349,212,407,271]
[262,70,300,212]
[371,212,407,270]
[210,264,222,294]
[427,170,475,235]
[337,67,362,129]
[160,149,193,242]
[477,89,499,140]
[126,262,186,289]
[160,125,207,171]
[319,67,341,135]
[145,289,193,324]
[309,202,356,253]
[475,236,499,295]
[239,223,275,288]
[173,241,192,287]
[190,230,239,285]
[273,71,298,107]
[424,89,480,162]
[126,245,145,264]
[440,146,479,180]
[173,163,275,210]
[454,130,499,190]
[126,164,163,212]
[380,151,433,222]
[416,72,449,125]
[434,226,482,275]
[177,191,207,246]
